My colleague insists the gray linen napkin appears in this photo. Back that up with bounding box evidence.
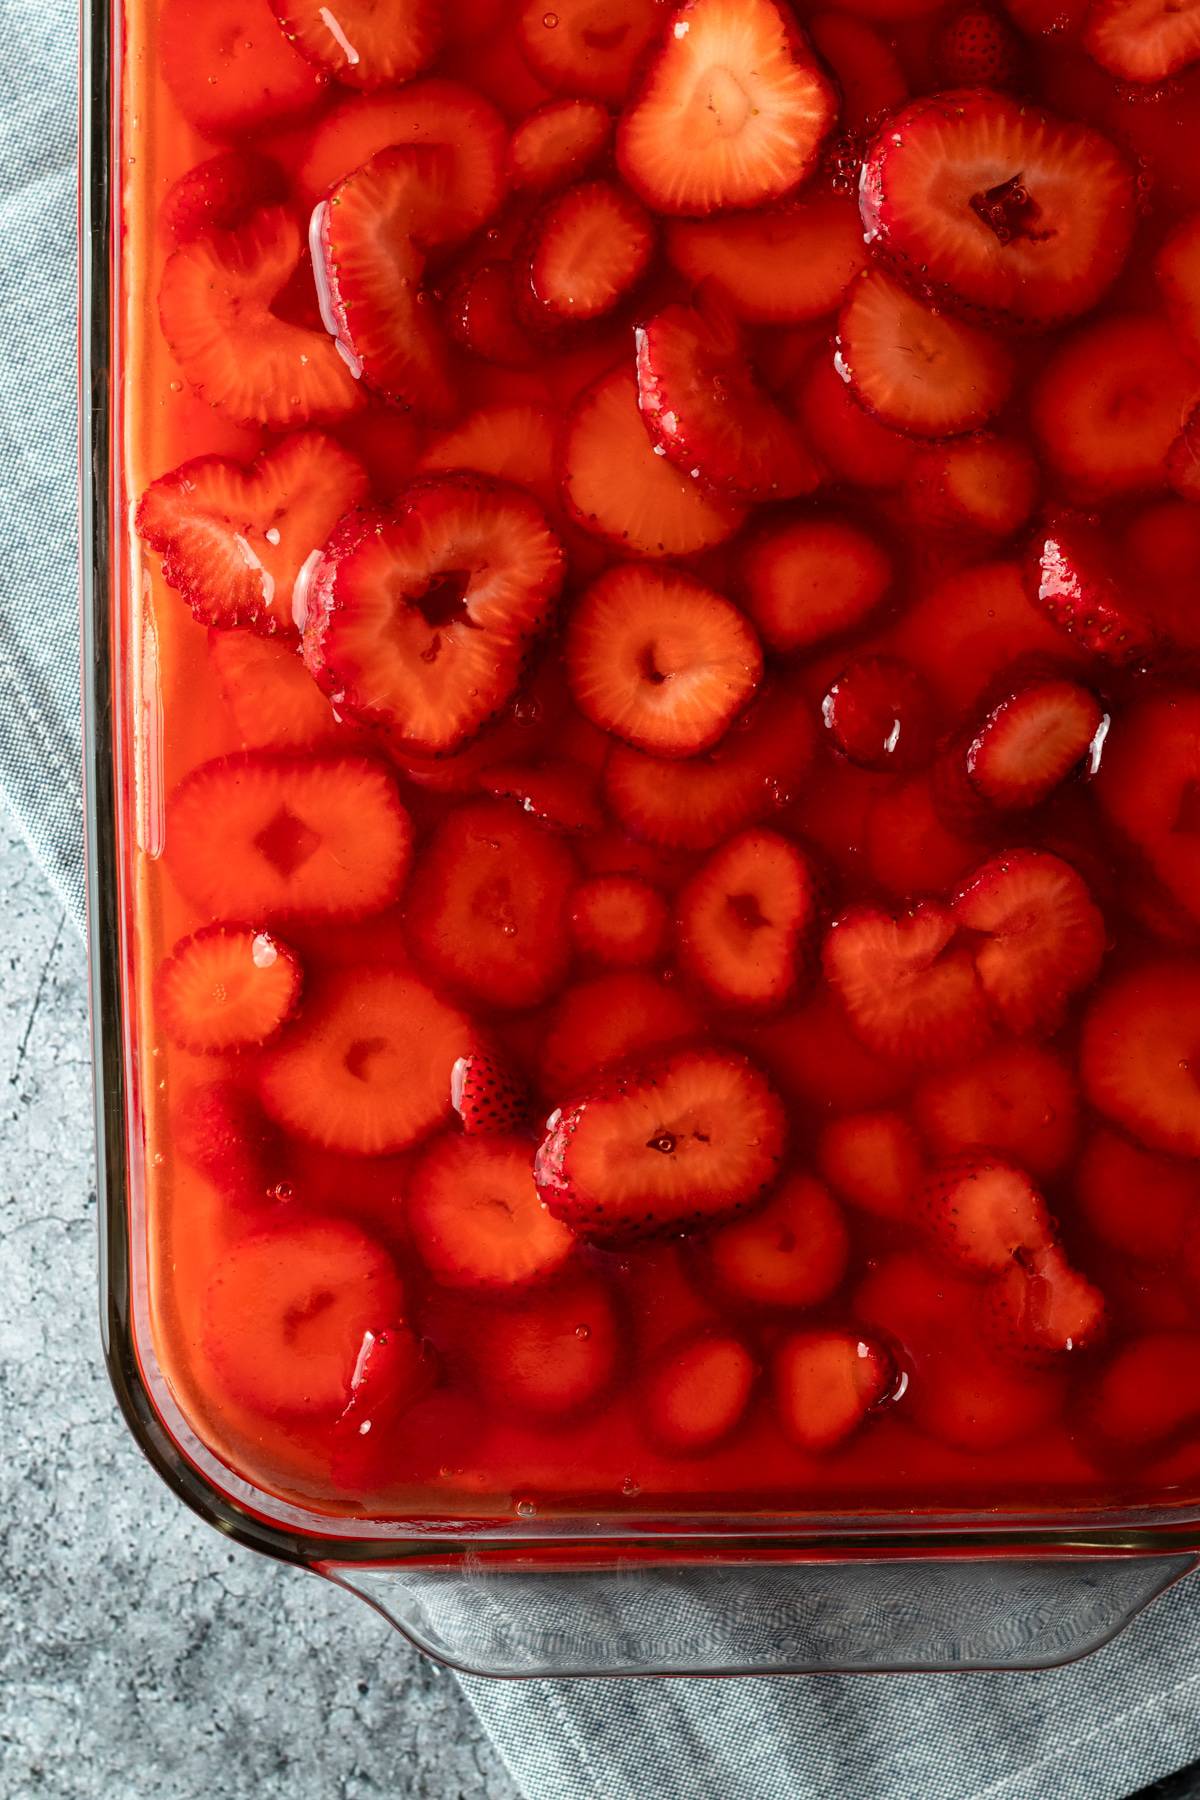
[11,0,1200,1792]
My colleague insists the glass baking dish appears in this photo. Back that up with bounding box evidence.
[83,0,1200,1676]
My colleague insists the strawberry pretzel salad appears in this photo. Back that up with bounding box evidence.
[122,0,1200,1518]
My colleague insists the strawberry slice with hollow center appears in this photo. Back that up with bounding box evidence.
[519,0,661,101]
[272,0,443,88]
[951,849,1106,1036]
[922,1156,1053,1275]
[703,1171,849,1307]
[137,432,369,637]
[617,0,836,214]
[1085,0,1200,83]
[677,827,818,1011]
[301,476,564,757]
[536,1046,787,1242]
[823,901,992,1066]
[407,1133,575,1290]
[636,299,821,502]
[860,89,1135,327]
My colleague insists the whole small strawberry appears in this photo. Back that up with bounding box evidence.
[935,8,1022,86]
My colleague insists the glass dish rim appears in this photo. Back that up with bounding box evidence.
[80,0,1200,1570]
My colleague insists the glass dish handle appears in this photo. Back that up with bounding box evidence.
[323,1551,1197,1678]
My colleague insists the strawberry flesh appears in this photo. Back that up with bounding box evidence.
[677,827,819,1011]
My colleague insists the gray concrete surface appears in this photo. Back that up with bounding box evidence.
[0,803,520,1800]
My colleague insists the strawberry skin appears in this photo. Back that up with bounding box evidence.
[935,8,1021,83]
[1030,518,1157,666]
[821,655,934,773]
[451,1050,531,1135]
[535,1047,786,1242]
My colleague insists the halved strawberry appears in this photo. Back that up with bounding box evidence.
[209,629,342,749]
[987,1244,1105,1360]
[561,366,748,556]
[794,354,918,490]
[160,0,326,135]
[406,799,576,1008]
[1030,317,1200,500]
[451,1049,531,1135]
[301,477,564,757]
[566,564,763,757]
[823,903,992,1066]
[642,1330,757,1453]
[914,1042,1078,1178]
[835,272,1014,439]
[569,874,671,966]
[466,1272,622,1417]
[676,828,818,1011]
[271,0,441,87]
[160,152,287,247]
[951,849,1105,1036]
[1081,961,1200,1158]
[445,262,539,369]
[821,656,934,773]
[168,753,410,920]
[966,678,1105,811]
[417,404,557,509]
[903,434,1038,540]
[1077,1127,1200,1264]
[816,1110,925,1222]
[138,433,368,637]
[536,1047,787,1241]
[203,1218,402,1418]
[636,298,821,502]
[1085,0,1200,82]
[1090,1332,1200,1450]
[519,0,661,101]
[935,6,1021,81]
[159,208,361,429]
[807,12,907,132]
[739,515,892,655]
[618,0,835,213]
[296,79,508,220]
[864,773,979,900]
[158,925,302,1055]
[860,90,1135,327]
[1095,691,1200,925]
[922,1155,1052,1274]
[518,179,655,330]
[259,968,472,1154]
[774,1329,896,1452]
[541,970,701,1092]
[510,98,613,192]
[665,196,867,327]
[408,1133,574,1289]
[605,683,817,851]
[481,760,605,834]
[702,1171,849,1307]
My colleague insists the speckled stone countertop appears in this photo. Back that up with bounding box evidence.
[0,803,520,1800]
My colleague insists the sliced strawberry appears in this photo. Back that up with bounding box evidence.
[569,874,671,966]
[1168,409,1200,504]
[467,1272,622,1417]
[537,1047,786,1241]
[821,656,934,774]
[936,6,1021,81]
[203,1218,403,1417]
[259,968,471,1154]
[636,299,820,502]
[795,353,918,490]
[1030,317,1200,501]
[702,1171,849,1307]
[966,678,1105,811]
[408,1133,574,1289]
[417,404,557,509]
[807,13,907,133]
[1081,961,1200,1158]
[1157,213,1200,362]
[445,261,539,369]
[210,629,343,750]
[665,196,867,327]
[1096,691,1200,925]
[816,1110,925,1222]
[864,773,979,900]
[618,0,835,213]
[1085,0,1200,82]
[902,434,1038,540]
[914,1042,1077,1178]
[952,849,1105,1036]
[676,829,817,1012]
[158,925,302,1055]
[481,760,605,834]
[540,970,700,1093]
[296,80,508,224]
[774,1329,896,1452]
[301,477,564,757]
[922,1155,1053,1274]
[450,1049,531,1135]
[336,1323,436,1438]
[860,91,1135,327]
[159,208,361,429]
[1119,502,1200,652]
[519,0,661,101]
[271,0,441,87]
[987,1244,1105,1361]
[605,683,816,851]
[160,0,326,134]
[835,272,1014,439]
[1090,1332,1200,1450]
[518,179,655,331]
[740,515,892,655]
[566,564,763,758]
[405,799,576,1008]
[138,433,368,637]
[561,366,748,556]
[823,902,992,1066]
[168,753,410,920]
[642,1330,757,1453]
[160,152,287,247]
[1077,1127,1200,1264]
[174,1081,290,1210]
[510,98,613,192]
